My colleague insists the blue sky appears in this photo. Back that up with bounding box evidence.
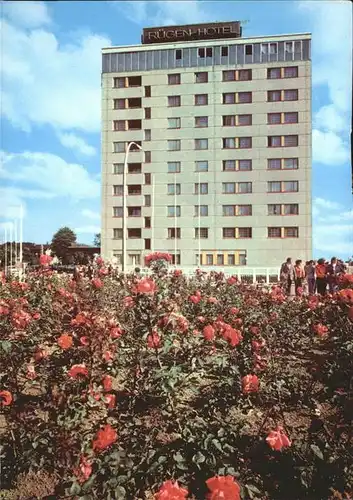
[1,0,352,257]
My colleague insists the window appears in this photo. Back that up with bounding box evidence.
[113,120,125,131]
[267,68,281,79]
[128,163,142,174]
[171,253,181,265]
[238,92,252,103]
[238,160,252,171]
[195,228,209,239]
[283,112,298,124]
[283,135,298,147]
[113,207,123,217]
[113,77,125,88]
[128,229,141,239]
[113,142,125,153]
[113,185,123,196]
[168,161,181,173]
[239,137,252,149]
[238,228,252,238]
[285,42,293,53]
[168,184,181,195]
[223,160,236,171]
[268,204,282,215]
[283,66,298,78]
[269,43,278,55]
[145,151,151,163]
[198,48,205,58]
[145,173,151,185]
[284,227,299,238]
[268,136,281,147]
[222,182,235,194]
[268,90,281,102]
[128,254,141,266]
[194,205,208,216]
[283,158,298,169]
[268,227,281,238]
[238,69,252,81]
[195,183,208,194]
[168,206,181,217]
[283,204,299,215]
[128,185,141,195]
[128,76,142,87]
[195,94,208,105]
[113,229,123,240]
[206,254,214,265]
[195,72,208,83]
[195,160,208,172]
[223,70,236,82]
[221,46,229,57]
[127,98,142,109]
[268,113,282,125]
[145,86,151,97]
[144,129,151,141]
[217,254,224,265]
[145,107,151,119]
[168,73,181,85]
[145,195,151,206]
[206,47,212,57]
[128,207,141,217]
[168,140,181,151]
[283,181,298,192]
[195,139,208,150]
[223,138,236,149]
[245,45,253,55]
[238,182,252,193]
[114,99,125,110]
[223,93,235,104]
[127,120,142,130]
[283,89,298,101]
[223,115,236,127]
[223,228,236,238]
[238,205,252,216]
[195,116,208,127]
[145,217,151,228]
[130,142,142,152]
[267,159,281,170]
[175,49,182,60]
[268,181,281,193]
[145,239,151,250]
[228,254,235,266]
[223,205,235,216]
[168,117,181,129]
[113,163,123,174]
[168,95,181,107]
[238,114,252,126]
[168,228,181,239]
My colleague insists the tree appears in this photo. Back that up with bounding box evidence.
[51,227,77,264]
[93,233,101,247]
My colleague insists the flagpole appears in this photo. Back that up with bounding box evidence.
[10,224,13,269]
[174,172,177,266]
[198,171,201,267]
[151,175,155,253]
[13,218,18,267]
[4,227,8,276]
[19,205,23,279]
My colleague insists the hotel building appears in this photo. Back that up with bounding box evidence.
[101,22,312,269]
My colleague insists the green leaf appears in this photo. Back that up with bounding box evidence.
[70,481,81,495]
[173,452,184,463]
[311,444,324,460]
[212,439,223,452]
[114,486,126,499]
[0,341,12,353]
[192,451,206,464]
[82,474,96,491]
[158,455,167,464]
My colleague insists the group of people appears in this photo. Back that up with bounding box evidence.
[280,257,348,296]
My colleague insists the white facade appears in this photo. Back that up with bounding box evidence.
[101,29,312,269]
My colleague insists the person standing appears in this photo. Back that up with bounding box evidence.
[315,258,327,295]
[294,259,305,295]
[327,257,339,294]
[305,260,316,295]
[280,257,295,295]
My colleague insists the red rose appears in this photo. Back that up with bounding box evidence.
[266,426,291,451]
[93,424,117,452]
[203,325,215,341]
[105,394,116,409]
[147,332,161,348]
[110,327,122,339]
[134,278,157,294]
[0,390,13,406]
[206,475,241,500]
[73,456,92,484]
[124,296,134,308]
[92,278,103,289]
[57,333,73,350]
[227,276,238,285]
[229,307,240,315]
[156,480,188,500]
[348,306,353,321]
[313,323,329,338]
[68,364,88,379]
[242,374,259,394]
[103,375,112,392]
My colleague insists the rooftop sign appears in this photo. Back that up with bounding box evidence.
[142,21,242,45]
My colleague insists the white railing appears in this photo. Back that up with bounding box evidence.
[137,266,280,284]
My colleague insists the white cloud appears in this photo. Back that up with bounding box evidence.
[1,18,111,133]
[75,225,101,234]
[1,151,100,200]
[81,209,101,221]
[312,129,350,166]
[3,1,51,28]
[58,133,96,157]
[313,197,342,211]
[299,1,352,166]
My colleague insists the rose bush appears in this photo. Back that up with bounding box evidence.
[0,265,352,499]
